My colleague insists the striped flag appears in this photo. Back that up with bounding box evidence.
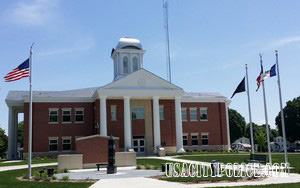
[256,63,263,91]
[4,58,30,82]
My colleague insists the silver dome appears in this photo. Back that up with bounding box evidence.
[116,37,142,50]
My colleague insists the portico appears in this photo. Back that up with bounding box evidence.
[97,69,185,154]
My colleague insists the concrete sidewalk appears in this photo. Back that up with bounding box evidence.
[90,156,300,188]
[90,173,300,188]
[0,162,57,172]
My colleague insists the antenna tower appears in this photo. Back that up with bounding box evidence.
[163,0,172,82]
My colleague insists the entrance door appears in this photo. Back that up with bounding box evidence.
[133,136,145,154]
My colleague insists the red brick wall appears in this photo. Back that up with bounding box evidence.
[23,102,94,153]
[159,100,176,147]
[181,102,228,146]
[76,135,119,164]
[23,99,228,155]
[107,100,125,148]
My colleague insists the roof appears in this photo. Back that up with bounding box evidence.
[182,92,229,103]
[6,87,98,104]
[116,37,142,50]
[6,72,228,104]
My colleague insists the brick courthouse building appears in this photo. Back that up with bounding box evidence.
[6,38,231,159]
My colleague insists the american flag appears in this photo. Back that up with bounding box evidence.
[256,63,263,91]
[4,58,30,82]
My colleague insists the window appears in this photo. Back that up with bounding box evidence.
[200,107,208,120]
[62,108,71,123]
[202,134,209,145]
[49,138,58,151]
[132,57,138,71]
[111,105,117,121]
[75,108,84,123]
[159,105,164,120]
[62,137,71,151]
[191,134,199,146]
[49,108,58,123]
[132,107,144,120]
[183,135,188,146]
[190,107,197,121]
[181,108,187,121]
[123,56,129,73]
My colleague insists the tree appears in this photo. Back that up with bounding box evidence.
[275,96,300,142]
[0,128,8,158]
[255,128,267,152]
[228,108,247,143]
[18,121,24,148]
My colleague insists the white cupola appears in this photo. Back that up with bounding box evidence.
[111,37,145,81]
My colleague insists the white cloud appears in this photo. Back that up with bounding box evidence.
[37,37,96,56]
[6,0,58,25]
[265,35,300,50]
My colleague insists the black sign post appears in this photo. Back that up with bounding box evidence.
[107,135,117,174]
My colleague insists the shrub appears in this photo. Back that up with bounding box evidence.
[145,165,152,170]
[33,171,42,181]
[136,165,142,170]
[51,176,57,180]
[41,172,50,181]
[62,176,69,181]
[63,168,68,173]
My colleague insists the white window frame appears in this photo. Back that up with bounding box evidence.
[62,108,71,124]
[201,133,209,146]
[191,133,199,146]
[75,108,84,123]
[49,108,59,124]
[159,105,164,120]
[200,107,208,121]
[132,106,144,120]
[183,133,188,146]
[181,107,187,121]
[49,137,58,152]
[62,136,72,152]
[111,105,117,121]
[189,107,197,121]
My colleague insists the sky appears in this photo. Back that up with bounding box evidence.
[1,0,300,133]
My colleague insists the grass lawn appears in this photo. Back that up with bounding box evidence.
[0,165,93,188]
[0,158,57,167]
[177,153,300,174]
[137,158,177,169]
[160,176,241,183]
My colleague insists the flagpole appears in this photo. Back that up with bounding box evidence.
[245,64,255,154]
[28,43,34,178]
[275,50,288,164]
[260,54,272,164]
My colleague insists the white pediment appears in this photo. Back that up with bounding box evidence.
[97,69,184,98]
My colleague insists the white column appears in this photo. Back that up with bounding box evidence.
[14,112,18,158]
[100,96,107,136]
[7,107,14,159]
[124,96,132,151]
[225,101,231,150]
[153,96,161,153]
[175,97,185,153]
